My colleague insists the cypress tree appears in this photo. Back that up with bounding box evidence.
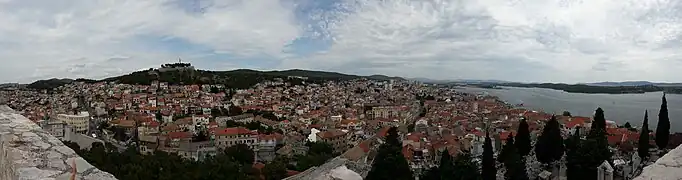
[482,131,497,180]
[366,127,413,180]
[439,149,455,179]
[502,134,529,180]
[534,116,565,165]
[656,94,670,150]
[453,151,482,180]
[515,117,532,157]
[638,110,650,159]
[574,108,613,178]
[589,108,607,138]
[565,127,582,180]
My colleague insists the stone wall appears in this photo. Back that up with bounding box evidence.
[0,105,117,180]
[634,145,682,180]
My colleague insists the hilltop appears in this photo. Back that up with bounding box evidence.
[25,67,405,90]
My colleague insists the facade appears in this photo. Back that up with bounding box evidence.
[213,127,258,150]
[316,129,350,154]
[56,111,90,134]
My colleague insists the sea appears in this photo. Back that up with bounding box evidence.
[459,86,682,132]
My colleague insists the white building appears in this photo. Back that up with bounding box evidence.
[57,111,90,134]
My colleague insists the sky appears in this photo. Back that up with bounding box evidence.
[2,0,682,84]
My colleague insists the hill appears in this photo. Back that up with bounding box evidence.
[26,68,405,90]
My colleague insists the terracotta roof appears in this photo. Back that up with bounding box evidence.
[214,127,257,136]
[167,131,192,139]
[316,129,347,139]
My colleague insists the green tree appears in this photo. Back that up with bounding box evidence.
[638,110,650,160]
[571,108,612,179]
[228,105,243,116]
[515,117,532,157]
[562,111,572,117]
[439,149,455,179]
[565,127,582,180]
[656,94,670,150]
[534,116,564,166]
[155,112,162,121]
[366,127,413,180]
[452,151,482,180]
[502,134,529,180]
[263,160,288,180]
[224,144,255,165]
[589,108,607,138]
[623,122,632,129]
[482,131,497,180]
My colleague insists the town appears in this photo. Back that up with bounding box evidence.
[0,64,679,180]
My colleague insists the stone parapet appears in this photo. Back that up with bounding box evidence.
[0,105,117,180]
[634,145,682,180]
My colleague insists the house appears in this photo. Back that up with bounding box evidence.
[213,127,258,150]
[316,129,350,154]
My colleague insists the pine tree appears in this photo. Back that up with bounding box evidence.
[502,134,529,180]
[656,94,670,150]
[534,116,564,165]
[366,127,413,180]
[482,131,497,180]
[638,110,650,159]
[515,117,532,157]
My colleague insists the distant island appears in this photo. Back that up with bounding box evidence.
[465,83,682,94]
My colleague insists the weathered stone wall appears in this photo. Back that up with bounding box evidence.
[0,105,117,180]
[634,145,682,180]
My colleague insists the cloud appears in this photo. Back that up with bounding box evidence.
[3,0,682,83]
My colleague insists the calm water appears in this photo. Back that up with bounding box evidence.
[460,87,682,132]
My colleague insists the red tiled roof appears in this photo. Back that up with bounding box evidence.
[167,131,192,139]
[214,127,257,136]
[377,127,391,138]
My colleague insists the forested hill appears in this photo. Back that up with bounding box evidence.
[26,68,405,90]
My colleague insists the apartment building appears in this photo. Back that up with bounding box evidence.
[56,111,90,134]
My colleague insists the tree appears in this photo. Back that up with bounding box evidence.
[534,116,564,166]
[502,134,529,180]
[482,131,497,180]
[570,108,613,179]
[155,112,162,121]
[565,127,581,180]
[562,111,572,117]
[589,108,607,138]
[656,94,670,150]
[224,144,255,165]
[515,117,532,157]
[228,105,243,116]
[366,127,413,180]
[439,149,455,179]
[453,151,482,180]
[623,122,632,129]
[263,160,288,180]
[638,110,650,160]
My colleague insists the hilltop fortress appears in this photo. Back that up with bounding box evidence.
[157,59,195,72]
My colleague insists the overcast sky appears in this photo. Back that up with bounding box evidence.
[2,0,682,84]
